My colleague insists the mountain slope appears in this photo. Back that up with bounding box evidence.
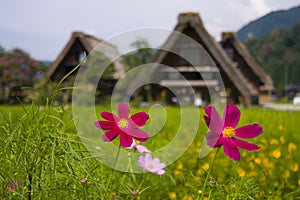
[245,23,300,94]
[237,5,300,42]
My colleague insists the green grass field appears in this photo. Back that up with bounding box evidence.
[0,104,299,199]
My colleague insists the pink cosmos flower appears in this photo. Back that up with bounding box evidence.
[8,181,19,191]
[204,105,263,161]
[126,140,151,153]
[131,190,139,195]
[9,184,15,191]
[138,153,165,175]
[80,179,87,184]
[95,103,150,147]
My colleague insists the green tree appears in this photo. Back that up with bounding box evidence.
[123,38,156,102]
[124,38,154,68]
[245,23,300,94]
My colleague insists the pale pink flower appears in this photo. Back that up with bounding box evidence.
[126,140,151,153]
[138,153,165,175]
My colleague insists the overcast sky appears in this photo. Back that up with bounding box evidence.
[0,0,299,60]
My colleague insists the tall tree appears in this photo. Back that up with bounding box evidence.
[123,38,155,102]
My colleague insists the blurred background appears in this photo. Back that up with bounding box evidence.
[0,0,300,105]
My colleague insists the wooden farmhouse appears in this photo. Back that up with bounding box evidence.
[47,13,273,105]
[46,31,125,103]
[220,31,274,104]
[149,12,274,105]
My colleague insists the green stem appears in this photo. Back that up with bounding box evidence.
[198,148,220,200]
[232,162,240,199]
[83,185,87,200]
[137,178,145,191]
[121,153,133,186]
[106,145,121,190]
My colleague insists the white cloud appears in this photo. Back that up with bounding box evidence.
[250,0,272,15]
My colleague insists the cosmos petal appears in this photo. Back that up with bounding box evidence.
[131,112,149,127]
[204,106,223,133]
[156,169,165,175]
[235,124,263,139]
[223,139,241,161]
[223,105,240,128]
[138,155,146,166]
[102,130,119,142]
[101,112,117,122]
[94,121,116,130]
[206,132,224,148]
[119,131,133,147]
[118,103,130,119]
[156,162,166,169]
[234,139,260,151]
[136,145,151,153]
[126,128,150,142]
[152,158,161,165]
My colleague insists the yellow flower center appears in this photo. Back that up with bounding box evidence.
[223,127,235,138]
[148,164,154,169]
[118,118,129,128]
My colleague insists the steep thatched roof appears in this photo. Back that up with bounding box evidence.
[47,31,125,80]
[153,12,258,98]
[220,32,274,91]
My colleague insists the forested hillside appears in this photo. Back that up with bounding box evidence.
[238,5,300,42]
[245,23,300,94]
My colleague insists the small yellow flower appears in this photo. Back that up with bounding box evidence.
[260,138,268,144]
[203,163,209,171]
[182,195,194,200]
[279,136,285,144]
[248,171,257,177]
[263,158,274,169]
[176,162,183,170]
[298,179,300,186]
[288,143,297,153]
[278,124,286,131]
[238,167,246,177]
[169,192,176,199]
[196,169,202,175]
[270,139,279,145]
[272,149,281,159]
[249,162,255,170]
[291,163,299,172]
[282,170,290,179]
[254,157,262,164]
[174,170,181,179]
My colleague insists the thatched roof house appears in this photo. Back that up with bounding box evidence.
[151,12,273,105]
[46,31,125,102]
[220,31,274,103]
[46,13,273,105]
[48,31,124,81]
